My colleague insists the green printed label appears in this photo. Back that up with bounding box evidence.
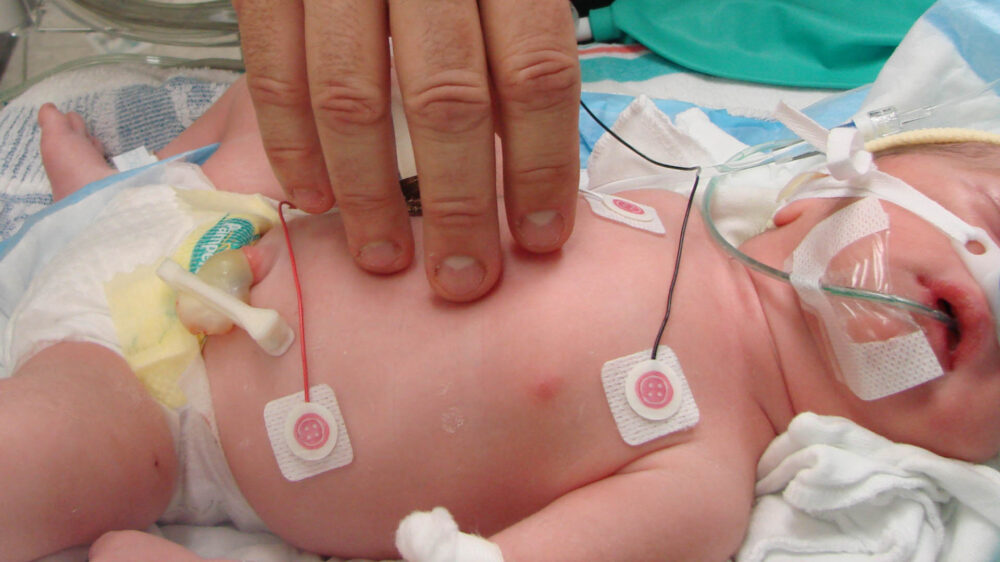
[189,215,259,272]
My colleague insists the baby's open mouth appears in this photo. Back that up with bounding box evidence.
[938,299,961,351]
[916,273,973,371]
[928,294,978,370]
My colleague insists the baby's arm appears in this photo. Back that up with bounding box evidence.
[489,446,756,561]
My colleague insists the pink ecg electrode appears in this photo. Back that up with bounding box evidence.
[635,371,673,409]
[612,197,645,215]
[294,412,331,450]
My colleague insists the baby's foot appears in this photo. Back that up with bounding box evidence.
[38,103,115,201]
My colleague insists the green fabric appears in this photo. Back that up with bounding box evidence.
[588,6,619,44]
[589,0,936,89]
[582,52,688,83]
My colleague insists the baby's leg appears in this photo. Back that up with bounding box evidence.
[0,342,177,561]
[152,75,258,160]
[152,76,284,199]
[38,104,116,201]
[154,77,239,159]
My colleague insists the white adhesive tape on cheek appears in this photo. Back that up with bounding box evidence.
[263,384,354,481]
[788,198,943,400]
[601,346,699,446]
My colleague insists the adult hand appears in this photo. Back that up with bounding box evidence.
[233,0,581,302]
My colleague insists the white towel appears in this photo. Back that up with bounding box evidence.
[738,413,1000,562]
[583,94,787,247]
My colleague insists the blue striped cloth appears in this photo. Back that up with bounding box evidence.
[0,66,236,240]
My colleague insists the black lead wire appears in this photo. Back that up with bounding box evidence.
[579,99,702,361]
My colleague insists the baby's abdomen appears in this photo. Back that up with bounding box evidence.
[203,326,659,559]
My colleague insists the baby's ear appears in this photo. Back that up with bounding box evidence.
[772,197,853,230]
[740,198,834,262]
[772,200,810,227]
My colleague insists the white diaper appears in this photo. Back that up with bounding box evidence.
[0,154,268,530]
[3,179,199,372]
[161,356,267,531]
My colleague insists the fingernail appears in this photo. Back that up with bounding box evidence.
[435,255,486,298]
[358,240,402,272]
[518,210,565,252]
[290,188,324,211]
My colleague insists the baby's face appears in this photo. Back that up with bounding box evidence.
[745,148,1000,461]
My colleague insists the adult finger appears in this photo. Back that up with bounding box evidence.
[482,0,581,253]
[390,0,502,302]
[233,0,335,213]
[303,0,414,274]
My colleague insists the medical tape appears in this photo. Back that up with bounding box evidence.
[789,197,942,400]
[111,145,158,171]
[776,101,1000,345]
[601,346,699,445]
[580,189,666,234]
[263,384,354,481]
[786,171,1000,346]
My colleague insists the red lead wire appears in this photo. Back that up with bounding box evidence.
[278,201,310,403]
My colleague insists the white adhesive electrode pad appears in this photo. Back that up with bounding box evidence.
[263,384,354,481]
[581,190,666,234]
[601,346,699,445]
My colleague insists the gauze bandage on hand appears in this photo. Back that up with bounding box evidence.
[396,507,504,562]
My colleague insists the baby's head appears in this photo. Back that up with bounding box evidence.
[739,137,1000,462]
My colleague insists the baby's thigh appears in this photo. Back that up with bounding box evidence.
[0,342,177,559]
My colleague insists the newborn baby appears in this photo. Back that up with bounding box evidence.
[4,77,1000,562]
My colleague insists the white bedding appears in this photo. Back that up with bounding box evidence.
[5,0,1000,559]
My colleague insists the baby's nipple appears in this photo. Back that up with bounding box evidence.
[176,249,253,335]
